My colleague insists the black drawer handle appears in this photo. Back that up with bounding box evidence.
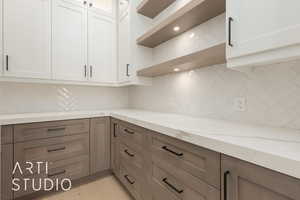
[224,171,230,200]
[162,146,183,157]
[113,123,118,138]
[124,128,134,135]
[124,175,135,185]
[162,178,183,194]
[124,149,135,157]
[47,127,66,132]
[48,170,66,177]
[47,147,66,153]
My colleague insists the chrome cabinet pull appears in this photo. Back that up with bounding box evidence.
[90,66,93,78]
[228,17,234,47]
[162,178,183,194]
[126,64,130,77]
[162,146,183,157]
[84,65,87,77]
[224,171,230,200]
[5,55,9,71]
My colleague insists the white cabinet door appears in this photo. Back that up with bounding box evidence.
[0,0,2,76]
[88,11,116,83]
[3,0,51,79]
[227,0,300,68]
[118,10,130,82]
[52,0,88,81]
[89,0,114,16]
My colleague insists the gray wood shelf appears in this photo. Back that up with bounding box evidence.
[137,0,225,48]
[137,0,175,19]
[137,43,226,77]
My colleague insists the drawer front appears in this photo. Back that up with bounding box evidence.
[152,133,220,188]
[120,163,142,200]
[120,142,143,169]
[119,123,144,146]
[14,155,89,198]
[152,163,220,200]
[1,125,13,144]
[14,134,89,170]
[14,119,90,142]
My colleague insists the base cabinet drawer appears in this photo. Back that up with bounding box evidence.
[1,144,13,200]
[14,155,89,198]
[14,119,90,142]
[151,162,220,200]
[14,134,89,169]
[120,163,142,200]
[221,155,300,200]
[151,133,221,188]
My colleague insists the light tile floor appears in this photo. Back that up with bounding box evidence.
[34,176,133,200]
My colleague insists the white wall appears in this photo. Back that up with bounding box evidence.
[0,83,129,114]
[129,60,300,130]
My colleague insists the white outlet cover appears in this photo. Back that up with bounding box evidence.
[234,97,247,112]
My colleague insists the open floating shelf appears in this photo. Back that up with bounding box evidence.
[137,43,226,77]
[137,0,225,48]
[137,0,176,19]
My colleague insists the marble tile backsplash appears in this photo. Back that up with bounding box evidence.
[129,60,300,130]
[0,83,129,114]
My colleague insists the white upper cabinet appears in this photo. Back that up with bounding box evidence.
[89,0,114,15]
[0,0,3,76]
[3,0,51,79]
[52,0,88,81]
[118,0,131,82]
[88,11,116,83]
[227,0,300,68]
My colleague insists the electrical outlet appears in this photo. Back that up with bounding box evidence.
[234,97,247,112]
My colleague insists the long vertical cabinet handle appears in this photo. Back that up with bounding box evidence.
[228,17,234,47]
[90,66,93,78]
[84,65,87,78]
[224,171,230,200]
[126,64,130,77]
[5,55,9,71]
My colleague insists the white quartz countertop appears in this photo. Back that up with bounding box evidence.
[1,109,300,180]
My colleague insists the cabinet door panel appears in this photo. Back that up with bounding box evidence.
[227,0,300,60]
[221,155,300,200]
[3,0,51,78]
[90,117,110,174]
[118,10,130,82]
[52,0,88,81]
[88,12,116,83]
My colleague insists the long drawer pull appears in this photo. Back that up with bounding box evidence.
[113,123,118,138]
[162,178,184,194]
[48,170,66,177]
[162,146,183,157]
[124,128,135,135]
[47,147,66,153]
[124,175,135,185]
[47,127,66,132]
[124,149,135,157]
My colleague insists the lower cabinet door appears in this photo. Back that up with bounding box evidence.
[90,117,111,174]
[221,155,300,200]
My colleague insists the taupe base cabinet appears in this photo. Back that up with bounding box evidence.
[1,117,110,200]
[2,117,300,200]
